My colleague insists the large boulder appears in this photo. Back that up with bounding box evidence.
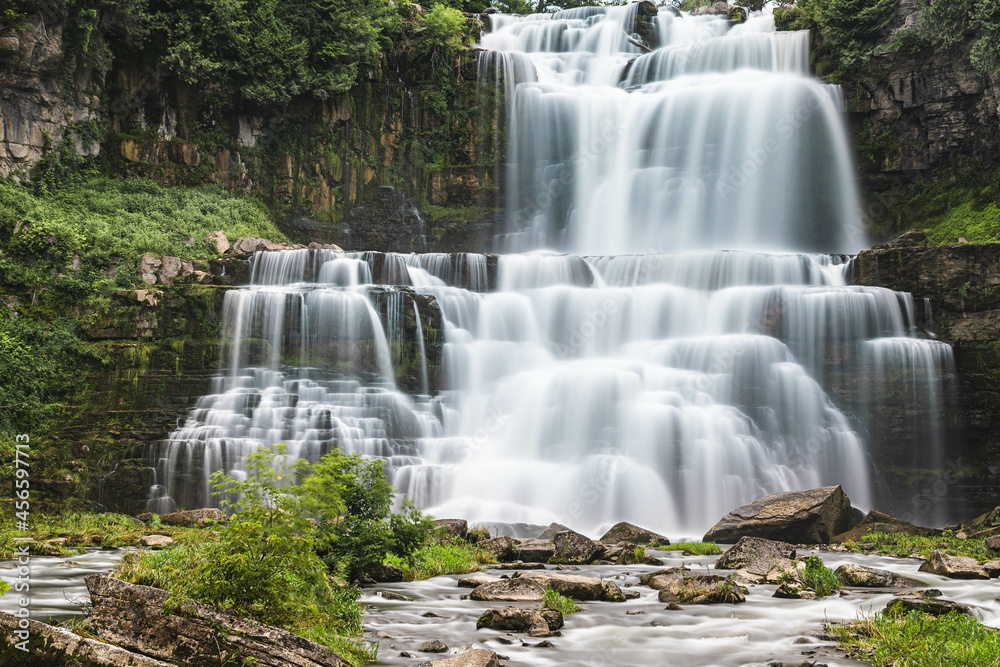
[835,563,923,588]
[469,578,546,602]
[158,508,226,527]
[715,536,797,571]
[514,539,555,563]
[986,535,1000,552]
[645,567,746,604]
[519,571,626,602]
[599,522,669,546]
[434,519,469,540]
[476,608,563,637]
[918,551,990,580]
[418,649,500,667]
[885,598,975,617]
[85,575,349,666]
[551,530,604,564]
[982,560,1000,578]
[458,574,501,589]
[479,535,515,561]
[832,510,939,543]
[0,611,175,666]
[704,486,855,544]
[537,522,571,539]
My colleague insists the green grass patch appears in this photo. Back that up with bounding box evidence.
[541,588,581,615]
[829,610,1000,666]
[384,541,495,581]
[843,531,993,562]
[801,555,840,596]
[660,542,723,556]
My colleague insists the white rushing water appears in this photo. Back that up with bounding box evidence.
[147,6,957,535]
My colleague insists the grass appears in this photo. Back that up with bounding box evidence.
[0,511,214,558]
[801,556,840,597]
[843,531,993,563]
[384,541,495,581]
[541,588,581,615]
[829,610,1000,666]
[660,542,723,556]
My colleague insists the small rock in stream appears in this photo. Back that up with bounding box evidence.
[419,640,449,653]
[377,590,410,601]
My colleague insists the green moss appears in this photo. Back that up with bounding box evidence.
[843,531,993,562]
[660,541,724,556]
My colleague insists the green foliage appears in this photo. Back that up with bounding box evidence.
[384,541,495,580]
[422,4,468,56]
[799,0,899,75]
[0,317,101,437]
[844,530,993,561]
[541,588,582,614]
[295,452,433,579]
[661,541,723,556]
[829,610,1000,666]
[800,556,841,597]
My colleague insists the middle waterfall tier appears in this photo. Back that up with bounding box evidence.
[147,249,956,535]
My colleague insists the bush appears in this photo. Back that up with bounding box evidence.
[541,588,581,614]
[661,542,723,556]
[384,541,495,580]
[801,556,841,596]
[421,4,468,58]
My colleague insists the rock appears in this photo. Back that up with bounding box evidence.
[885,597,975,617]
[833,510,940,543]
[664,602,683,611]
[476,608,563,637]
[519,571,626,602]
[982,560,1000,578]
[537,522,572,539]
[420,649,501,667]
[773,580,817,600]
[136,512,153,522]
[835,563,924,588]
[139,254,162,283]
[158,508,226,527]
[419,640,449,653]
[918,551,990,579]
[369,563,404,583]
[470,577,546,602]
[552,529,603,564]
[732,557,802,586]
[703,486,855,544]
[203,231,231,254]
[715,536,797,573]
[894,588,943,598]
[0,611,176,666]
[158,256,182,284]
[459,574,501,588]
[599,522,669,546]
[644,567,746,604]
[435,519,469,540]
[85,575,350,666]
[480,535,515,561]
[987,536,1000,552]
[377,590,410,601]
[139,534,175,548]
[515,539,555,563]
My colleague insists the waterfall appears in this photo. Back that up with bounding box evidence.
[148,6,956,534]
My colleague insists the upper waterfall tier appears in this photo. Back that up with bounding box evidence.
[479,8,863,255]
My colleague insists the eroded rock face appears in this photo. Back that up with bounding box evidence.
[476,607,563,637]
[644,567,746,605]
[552,530,604,564]
[836,562,923,588]
[85,575,350,666]
[917,551,990,580]
[599,522,669,546]
[469,577,546,602]
[703,486,855,544]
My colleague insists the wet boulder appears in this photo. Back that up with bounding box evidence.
[480,535,515,561]
[434,519,469,540]
[599,522,669,546]
[918,551,990,580]
[773,580,816,600]
[704,486,855,544]
[458,574,501,589]
[983,560,1000,578]
[519,571,626,602]
[418,649,501,667]
[551,529,604,564]
[833,510,940,543]
[645,567,746,604]
[885,597,975,617]
[715,536,797,571]
[470,577,547,602]
[515,539,555,563]
[835,563,923,588]
[476,608,564,637]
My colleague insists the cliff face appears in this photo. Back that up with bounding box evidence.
[0,12,503,252]
[852,243,1000,519]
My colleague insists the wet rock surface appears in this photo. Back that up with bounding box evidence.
[704,486,855,544]
[918,550,991,580]
[835,562,924,588]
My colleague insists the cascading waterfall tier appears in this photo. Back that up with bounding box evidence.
[148,6,956,533]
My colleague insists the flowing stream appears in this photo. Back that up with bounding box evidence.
[147,7,956,535]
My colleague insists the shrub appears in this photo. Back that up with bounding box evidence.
[422,4,468,58]
[801,556,841,596]
[384,541,495,580]
[661,542,723,556]
[541,588,581,614]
